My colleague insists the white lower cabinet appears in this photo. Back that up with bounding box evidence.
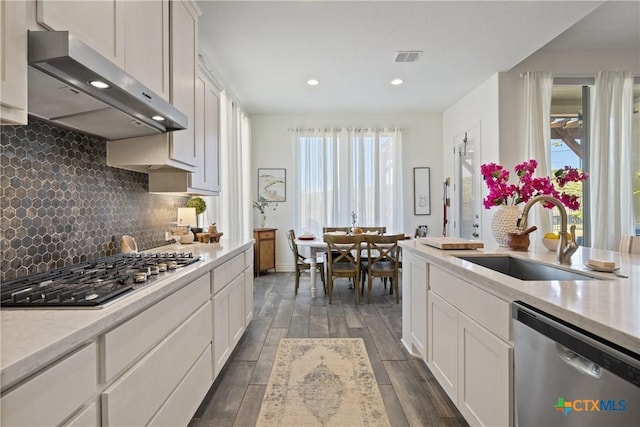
[213,282,232,375]
[148,345,213,427]
[213,274,243,376]
[212,250,253,378]
[427,265,513,427]
[1,247,254,427]
[1,343,98,426]
[65,401,98,427]
[244,267,254,327]
[101,302,212,426]
[401,251,428,359]
[102,273,210,383]
[428,290,458,402]
[458,312,512,427]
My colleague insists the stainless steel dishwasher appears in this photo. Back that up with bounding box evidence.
[512,301,640,427]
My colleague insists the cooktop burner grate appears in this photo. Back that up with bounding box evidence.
[1,253,201,308]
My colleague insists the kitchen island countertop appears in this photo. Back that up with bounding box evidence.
[400,240,640,354]
[0,239,253,391]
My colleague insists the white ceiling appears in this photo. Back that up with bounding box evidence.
[197,1,638,114]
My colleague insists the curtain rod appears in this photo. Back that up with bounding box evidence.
[288,127,402,132]
[519,73,640,84]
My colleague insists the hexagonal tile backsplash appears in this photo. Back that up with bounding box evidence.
[1,117,189,282]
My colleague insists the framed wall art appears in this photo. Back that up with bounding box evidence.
[414,167,431,215]
[258,168,286,202]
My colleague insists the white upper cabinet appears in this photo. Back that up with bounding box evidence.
[106,0,200,172]
[168,0,198,166]
[36,0,125,66]
[123,0,170,101]
[148,61,221,195]
[0,0,28,124]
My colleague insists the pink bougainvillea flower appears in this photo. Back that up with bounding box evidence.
[481,160,588,210]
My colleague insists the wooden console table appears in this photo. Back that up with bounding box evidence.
[253,228,277,276]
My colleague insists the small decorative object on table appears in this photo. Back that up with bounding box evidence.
[542,232,562,251]
[253,200,278,228]
[506,226,537,251]
[186,197,207,237]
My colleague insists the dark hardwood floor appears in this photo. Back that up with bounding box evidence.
[189,272,468,427]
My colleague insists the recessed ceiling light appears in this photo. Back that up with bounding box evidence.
[152,115,165,121]
[89,80,110,89]
[391,78,404,86]
[307,79,319,86]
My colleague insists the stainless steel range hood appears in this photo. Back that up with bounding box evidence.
[27,31,187,140]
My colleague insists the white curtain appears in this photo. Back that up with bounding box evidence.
[294,128,403,236]
[347,128,404,233]
[294,128,342,234]
[220,92,252,241]
[590,71,634,250]
[523,71,554,244]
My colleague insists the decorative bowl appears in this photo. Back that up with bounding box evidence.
[542,237,560,251]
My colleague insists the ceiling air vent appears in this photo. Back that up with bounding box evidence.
[394,51,423,63]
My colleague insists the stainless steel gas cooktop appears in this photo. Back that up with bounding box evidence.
[1,252,201,308]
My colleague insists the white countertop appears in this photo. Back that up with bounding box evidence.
[400,240,640,354]
[0,239,253,391]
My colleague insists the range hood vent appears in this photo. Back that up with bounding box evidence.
[28,31,187,140]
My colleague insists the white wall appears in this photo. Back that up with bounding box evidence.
[442,74,501,243]
[251,112,442,271]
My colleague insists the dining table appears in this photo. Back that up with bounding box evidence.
[294,236,329,298]
[295,232,409,298]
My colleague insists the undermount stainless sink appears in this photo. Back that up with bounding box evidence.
[456,256,600,281]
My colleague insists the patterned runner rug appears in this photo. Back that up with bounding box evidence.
[256,338,391,427]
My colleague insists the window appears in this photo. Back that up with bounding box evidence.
[633,84,640,235]
[550,84,588,243]
[551,81,640,244]
[294,128,403,235]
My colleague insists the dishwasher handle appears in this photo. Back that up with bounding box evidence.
[556,343,603,379]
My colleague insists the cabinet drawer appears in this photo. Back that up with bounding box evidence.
[148,345,213,427]
[102,272,210,382]
[430,266,510,341]
[1,343,97,426]
[257,230,275,239]
[102,302,212,427]
[212,253,244,295]
[64,401,98,427]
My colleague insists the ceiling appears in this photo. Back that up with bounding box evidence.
[197,1,638,114]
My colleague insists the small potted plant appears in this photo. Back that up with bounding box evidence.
[186,197,207,237]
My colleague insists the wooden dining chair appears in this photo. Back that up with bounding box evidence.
[361,234,403,303]
[323,234,363,304]
[619,235,640,254]
[286,230,326,295]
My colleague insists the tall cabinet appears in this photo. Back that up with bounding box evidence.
[253,228,277,276]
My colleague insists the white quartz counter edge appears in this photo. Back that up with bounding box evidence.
[400,240,640,355]
[0,239,253,391]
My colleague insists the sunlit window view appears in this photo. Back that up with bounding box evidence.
[550,85,587,243]
[551,83,640,240]
[633,84,640,235]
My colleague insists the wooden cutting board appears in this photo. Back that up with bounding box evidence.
[418,237,484,250]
